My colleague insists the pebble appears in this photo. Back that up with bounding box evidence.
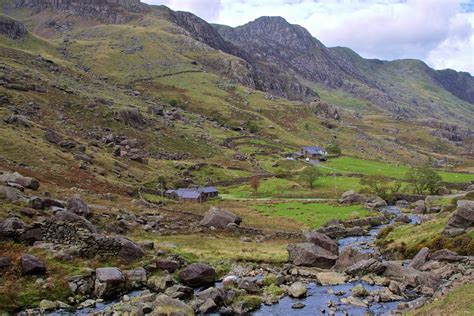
[292,302,305,309]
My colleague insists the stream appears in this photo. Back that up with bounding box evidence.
[255,206,421,315]
[50,206,421,315]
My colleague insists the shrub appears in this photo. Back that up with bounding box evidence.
[245,121,259,133]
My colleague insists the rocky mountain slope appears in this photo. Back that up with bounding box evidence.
[3,0,472,126]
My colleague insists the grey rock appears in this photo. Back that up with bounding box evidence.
[287,243,337,268]
[199,206,241,229]
[178,263,216,287]
[67,196,92,218]
[288,282,307,298]
[303,231,338,254]
[21,253,46,275]
[345,258,386,276]
[408,247,429,270]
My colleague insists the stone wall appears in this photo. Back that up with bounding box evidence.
[41,219,122,258]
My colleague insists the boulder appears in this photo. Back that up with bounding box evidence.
[429,249,466,262]
[395,200,409,208]
[178,263,216,288]
[21,254,46,275]
[287,243,337,268]
[382,261,441,290]
[408,247,430,270]
[0,217,26,239]
[147,275,175,292]
[303,231,338,254]
[0,171,39,191]
[67,196,92,219]
[412,200,425,214]
[334,247,373,271]
[238,277,259,294]
[195,287,225,306]
[155,259,181,273]
[0,256,12,269]
[345,258,386,276]
[0,185,22,202]
[339,190,367,204]
[124,267,147,288]
[151,294,194,316]
[288,282,307,298]
[370,287,403,302]
[114,236,144,263]
[365,196,387,209]
[94,267,125,298]
[395,214,411,223]
[54,211,98,233]
[44,129,63,144]
[199,207,241,229]
[445,200,474,230]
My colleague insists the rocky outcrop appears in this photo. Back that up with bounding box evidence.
[14,0,147,24]
[0,171,39,191]
[199,207,241,229]
[287,243,337,268]
[0,14,27,39]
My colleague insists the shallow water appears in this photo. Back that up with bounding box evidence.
[255,206,419,315]
[256,282,400,316]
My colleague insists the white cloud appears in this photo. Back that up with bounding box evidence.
[143,0,474,74]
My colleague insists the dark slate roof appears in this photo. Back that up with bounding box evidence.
[175,189,202,199]
[198,186,218,194]
[303,146,326,154]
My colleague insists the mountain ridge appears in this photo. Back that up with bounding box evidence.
[2,0,473,126]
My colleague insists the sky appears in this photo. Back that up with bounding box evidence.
[144,0,474,74]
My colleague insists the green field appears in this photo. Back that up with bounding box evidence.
[323,156,474,183]
[254,202,372,228]
[220,176,366,199]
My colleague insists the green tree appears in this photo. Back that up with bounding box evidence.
[327,142,342,156]
[360,175,401,201]
[300,167,322,189]
[246,121,259,133]
[405,166,443,195]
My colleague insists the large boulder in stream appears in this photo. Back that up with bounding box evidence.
[303,231,338,254]
[345,258,386,276]
[94,267,125,298]
[334,247,374,271]
[179,263,216,287]
[382,261,441,290]
[408,247,430,269]
[287,243,337,268]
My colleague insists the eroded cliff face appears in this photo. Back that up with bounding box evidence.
[0,14,27,39]
[14,0,148,23]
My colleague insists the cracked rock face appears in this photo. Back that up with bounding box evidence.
[0,15,27,39]
[14,0,147,23]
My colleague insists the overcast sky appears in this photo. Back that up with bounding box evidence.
[143,0,474,74]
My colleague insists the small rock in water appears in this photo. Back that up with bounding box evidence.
[334,290,345,296]
[292,302,306,309]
